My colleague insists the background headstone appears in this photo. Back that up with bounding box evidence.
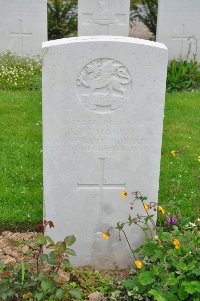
[78,0,130,36]
[157,0,200,61]
[0,0,47,56]
[43,36,168,269]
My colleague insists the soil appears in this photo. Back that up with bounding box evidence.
[0,231,130,280]
[130,22,155,40]
[0,231,38,265]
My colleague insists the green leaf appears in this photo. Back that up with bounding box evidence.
[149,289,167,301]
[154,250,164,260]
[40,254,49,262]
[182,281,200,294]
[47,244,55,250]
[49,251,58,258]
[41,279,50,292]
[37,235,47,245]
[143,242,156,256]
[138,271,155,286]
[168,272,178,286]
[65,248,76,256]
[191,269,200,276]
[178,287,188,300]
[186,261,196,271]
[69,289,82,300]
[45,236,55,245]
[160,232,171,242]
[57,242,66,253]
[26,249,33,256]
[35,292,44,301]
[55,288,66,300]
[64,235,76,246]
[177,262,187,271]
[152,265,160,276]
[63,258,71,267]
[48,258,60,265]
[41,279,56,292]
[123,277,139,289]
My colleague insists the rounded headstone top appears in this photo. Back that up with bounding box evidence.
[42,36,168,51]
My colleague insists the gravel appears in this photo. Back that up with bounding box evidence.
[0,231,38,265]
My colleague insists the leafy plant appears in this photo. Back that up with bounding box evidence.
[123,221,200,300]
[102,192,200,301]
[72,268,114,297]
[166,59,200,92]
[0,220,114,300]
[0,52,41,91]
[48,0,77,40]
[130,0,158,36]
[0,221,82,300]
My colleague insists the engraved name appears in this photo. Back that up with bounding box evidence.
[47,119,150,153]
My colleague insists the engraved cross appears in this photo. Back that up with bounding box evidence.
[77,158,126,216]
[81,1,126,35]
[10,20,32,56]
[171,24,196,55]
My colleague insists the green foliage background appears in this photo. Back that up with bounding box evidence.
[48,0,78,40]
[131,0,158,36]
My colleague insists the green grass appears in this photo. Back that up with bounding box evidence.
[159,91,200,221]
[0,90,42,230]
[0,90,199,230]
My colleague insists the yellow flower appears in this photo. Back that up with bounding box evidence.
[173,239,180,249]
[171,150,177,157]
[197,156,200,163]
[158,206,165,215]
[144,203,149,212]
[101,232,110,240]
[135,260,143,269]
[121,190,127,199]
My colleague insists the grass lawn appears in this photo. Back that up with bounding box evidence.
[159,92,200,221]
[0,90,42,231]
[0,90,199,230]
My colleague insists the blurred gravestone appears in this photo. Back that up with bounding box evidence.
[78,0,130,36]
[0,0,47,56]
[43,36,168,269]
[157,0,200,61]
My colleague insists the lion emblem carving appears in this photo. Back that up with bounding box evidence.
[76,58,132,113]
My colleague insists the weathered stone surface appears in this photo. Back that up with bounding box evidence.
[43,36,168,269]
[78,0,130,36]
[0,0,47,56]
[157,0,200,61]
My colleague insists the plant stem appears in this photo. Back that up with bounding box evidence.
[36,245,42,274]
[121,229,136,260]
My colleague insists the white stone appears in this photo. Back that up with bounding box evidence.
[157,0,200,61]
[43,36,168,269]
[0,0,47,56]
[78,0,130,36]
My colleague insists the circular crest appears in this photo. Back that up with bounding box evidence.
[76,58,132,113]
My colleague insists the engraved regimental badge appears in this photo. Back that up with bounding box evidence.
[76,58,132,113]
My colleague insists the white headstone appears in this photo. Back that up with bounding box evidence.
[157,0,200,61]
[43,36,168,269]
[78,0,130,36]
[0,0,47,56]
